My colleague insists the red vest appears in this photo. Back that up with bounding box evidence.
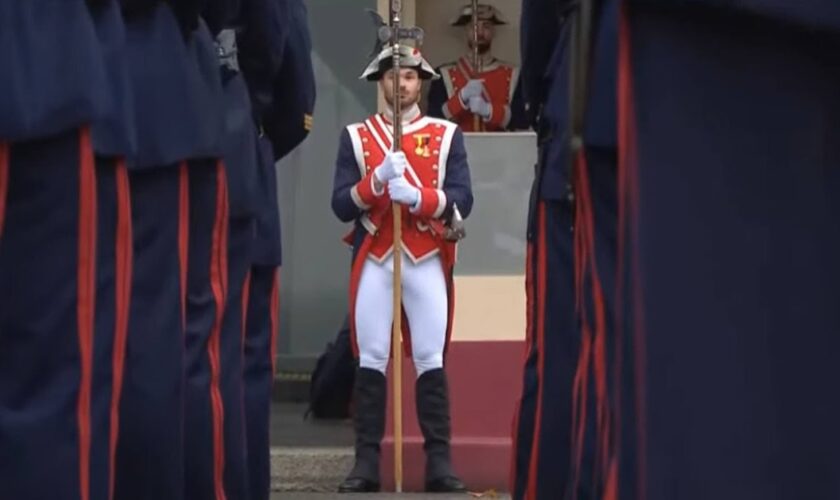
[440,56,519,132]
[346,113,458,263]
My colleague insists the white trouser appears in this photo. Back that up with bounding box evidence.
[355,252,448,377]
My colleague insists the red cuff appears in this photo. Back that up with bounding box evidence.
[486,102,510,130]
[444,92,469,121]
[351,172,383,209]
[413,188,447,218]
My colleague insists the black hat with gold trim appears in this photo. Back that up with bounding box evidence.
[359,45,439,82]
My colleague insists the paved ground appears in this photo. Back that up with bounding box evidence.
[270,403,510,497]
[271,402,354,447]
[272,494,510,500]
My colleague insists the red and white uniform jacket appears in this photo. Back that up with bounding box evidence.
[428,56,527,132]
[331,109,474,266]
[332,108,473,354]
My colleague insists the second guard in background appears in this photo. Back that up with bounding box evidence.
[427,3,526,132]
[331,46,472,494]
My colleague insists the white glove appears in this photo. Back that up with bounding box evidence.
[468,96,492,119]
[388,175,420,207]
[374,151,407,183]
[459,79,485,102]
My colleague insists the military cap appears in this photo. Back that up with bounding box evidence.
[359,45,439,81]
[450,3,507,26]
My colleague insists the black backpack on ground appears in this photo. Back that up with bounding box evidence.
[306,316,356,419]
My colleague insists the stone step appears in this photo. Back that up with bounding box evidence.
[270,446,510,498]
[272,494,510,500]
[271,494,511,500]
[271,446,354,493]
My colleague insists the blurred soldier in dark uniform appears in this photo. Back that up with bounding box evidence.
[182,0,306,498]
[182,1,263,498]
[0,1,128,499]
[616,2,840,499]
[514,1,840,500]
[509,1,580,499]
[427,3,526,132]
[511,0,620,497]
[332,45,472,494]
[114,1,224,499]
[240,0,316,498]
[89,2,137,499]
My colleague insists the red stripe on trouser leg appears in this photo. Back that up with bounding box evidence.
[179,162,189,329]
[576,152,612,489]
[77,126,97,500]
[617,3,647,499]
[109,160,133,500]
[509,241,536,491]
[208,161,229,500]
[570,176,591,496]
[525,203,547,500]
[241,271,252,349]
[0,143,8,237]
[269,269,280,377]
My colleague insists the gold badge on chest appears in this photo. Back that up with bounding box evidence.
[413,133,432,158]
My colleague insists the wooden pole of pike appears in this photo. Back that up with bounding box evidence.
[388,0,404,492]
[471,0,484,132]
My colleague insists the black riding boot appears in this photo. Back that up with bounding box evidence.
[338,368,387,493]
[416,368,467,493]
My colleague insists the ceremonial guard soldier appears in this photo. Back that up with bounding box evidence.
[331,45,472,493]
[512,0,620,495]
[115,2,224,499]
[427,3,526,132]
[89,2,137,499]
[616,1,840,499]
[510,0,581,498]
[242,0,317,498]
[0,1,122,498]
[182,1,269,498]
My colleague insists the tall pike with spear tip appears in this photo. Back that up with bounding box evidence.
[366,0,425,492]
[470,0,485,132]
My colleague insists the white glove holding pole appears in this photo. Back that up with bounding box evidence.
[374,151,408,183]
[468,96,492,120]
[459,79,485,103]
[388,175,421,208]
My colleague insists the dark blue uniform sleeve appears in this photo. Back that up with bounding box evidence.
[167,0,204,37]
[90,0,137,157]
[442,128,474,220]
[200,0,240,35]
[331,129,364,223]
[631,0,840,32]
[583,0,618,148]
[508,79,529,131]
[238,0,288,119]
[0,0,109,141]
[263,0,315,160]
[121,2,224,168]
[520,0,567,129]
[426,74,448,120]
